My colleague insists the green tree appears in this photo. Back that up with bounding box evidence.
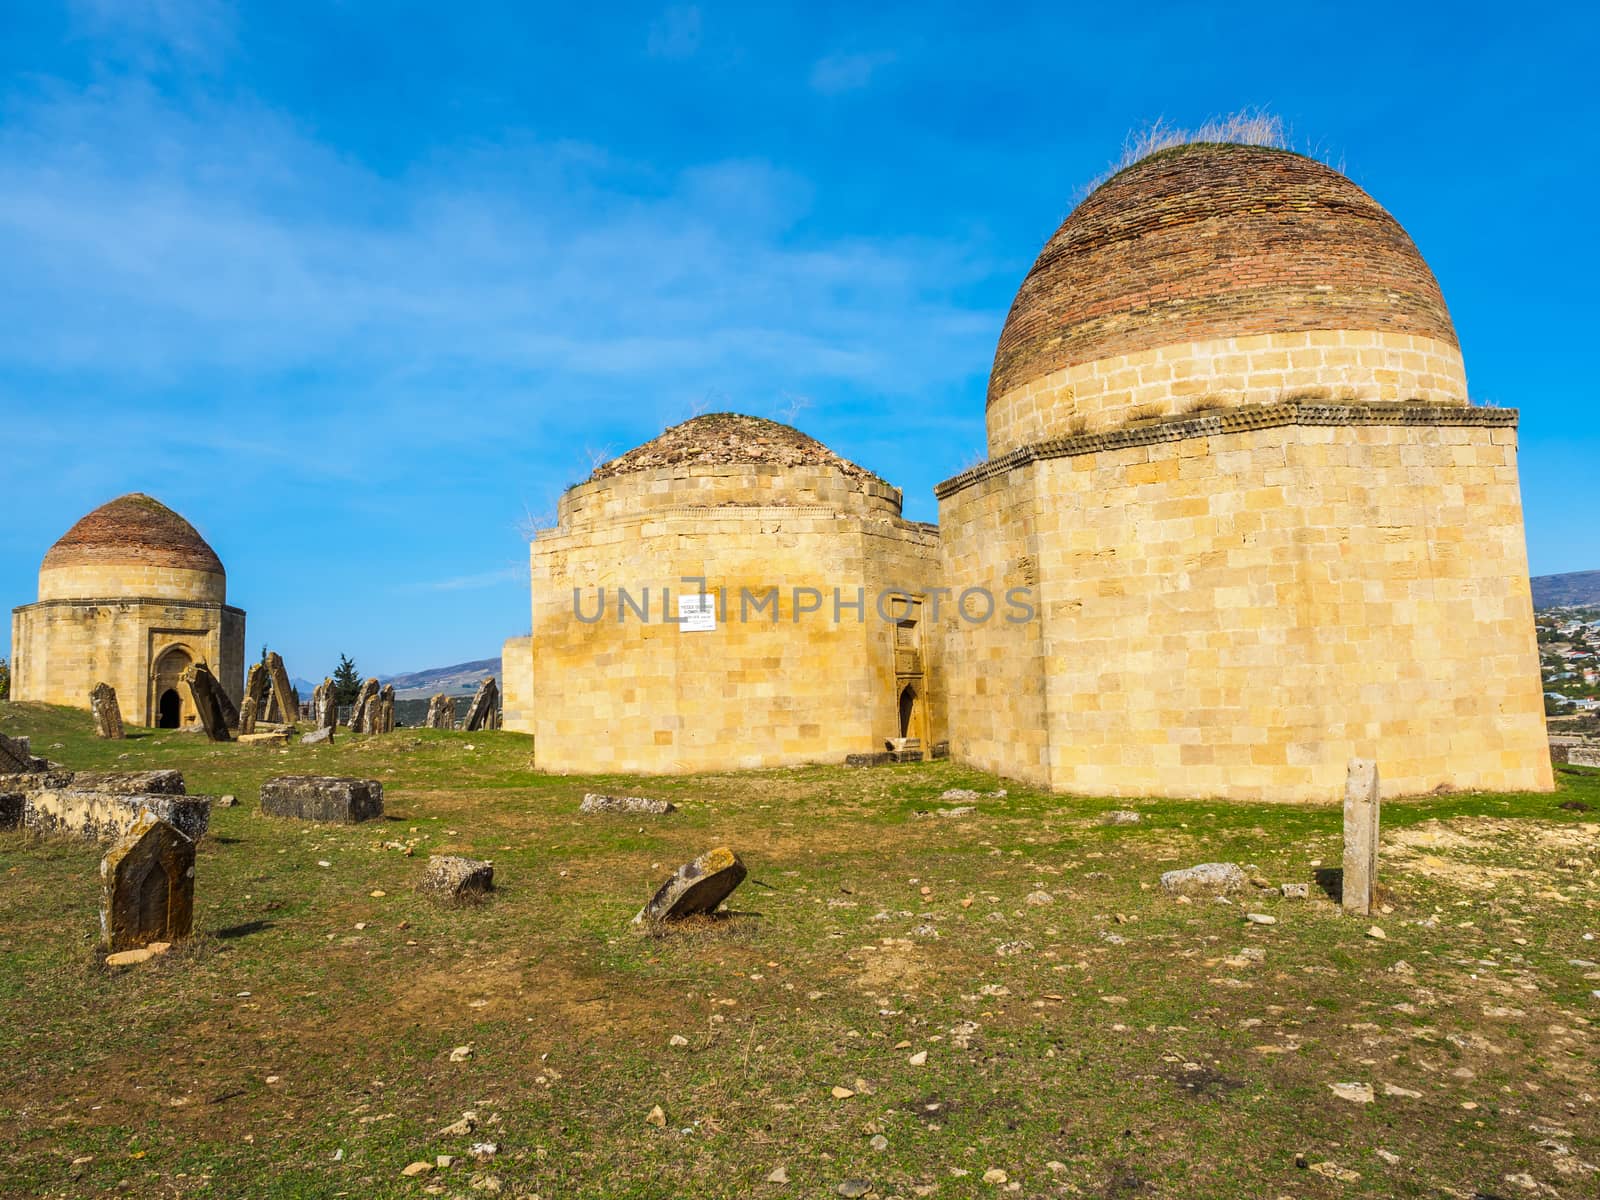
[331,654,362,706]
[0,656,10,701]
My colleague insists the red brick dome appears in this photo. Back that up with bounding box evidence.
[987,143,1458,409]
[591,413,880,483]
[42,493,225,576]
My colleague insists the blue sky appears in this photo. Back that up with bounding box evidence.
[2,1,1596,678]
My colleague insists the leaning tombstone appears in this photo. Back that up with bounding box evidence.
[425,694,457,730]
[349,678,380,733]
[181,664,233,742]
[237,695,258,736]
[90,682,125,740]
[377,684,396,734]
[633,846,747,924]
[463,677,499,732]
[312,677,337,730]
[265,652,299,724]
[100,812,195,952]
[245,662,270,719]
[1342,758,1380,916]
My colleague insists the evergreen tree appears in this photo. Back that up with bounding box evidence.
[0,656,10,701]
[331,654,362,705]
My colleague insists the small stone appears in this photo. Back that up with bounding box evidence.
[1329,1081,1374,1104]
[1366,925,1387,940]
[1102,810,1141,825]
[1245,913,1276,925]
[870,1135,888,1151]
[402,1162,433,1177]
[645,1105,667,1126]
[469,1142,498,1159]
[422,855,495,898]
[216,794,238,808]
[634,846,747,924]
[1025,890,1054,906]
[1309,1162,1360,1183]
[836,1181,871,1199]
[669,1034,689,1047]
[908,1050,927,1066]
[1280,882,1308,899]
[766,1166,789,1184]
[370,889,386,898]
[1382,1083,1421,1098]
[831,1086,855,1099]
[1160,862,1245,897]
[1375,1149,1400,1165]
[436,1155,455,1169]
[983,1168,1009,1184]
[449,1045,473,1062]
[437,1112,477,1136]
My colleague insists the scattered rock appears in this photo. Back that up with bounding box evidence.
[908,1050,927,1066]
[1245,913,1276,925]
[1160,862,1245,898]
[216,794,238,808]
[105,942,172,968]
[831,1086,855,1099]
[982,1168,1009,1184]
[1280,882,1309,899]
[449,1045,473,1062]
[300,727,333,747]
[645,1105,666,1127]
[401,1162,433,1177]
[669,1034,689,1047]
[437,1112,477,1136]
[1102,810,1141,825]
[1024,890,1054,906]
[766,1166,789,1184]
[1382,1083,1422,1098]
[836,1181,871,1198]
[1329,1081,1374,1104]
[1309,1162,1360,1183]
[869,1135,888,1151]
[1366,925,1387,940]
[633,846,747,924]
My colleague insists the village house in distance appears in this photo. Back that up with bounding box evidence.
[506,141,1553,802]
[10,494,245,727]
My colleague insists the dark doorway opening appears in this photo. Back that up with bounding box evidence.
[898,684,918,739]
[158,688,182,728]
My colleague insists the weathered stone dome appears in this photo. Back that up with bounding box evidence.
[985,143,1468,452]
[39,493,226,602]
[591,413,880,483]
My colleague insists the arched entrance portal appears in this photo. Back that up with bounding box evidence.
[151,645,195,728]
[898,683,919,740]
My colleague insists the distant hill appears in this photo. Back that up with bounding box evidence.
[383,656,501,700]
[1532,571,1600,609]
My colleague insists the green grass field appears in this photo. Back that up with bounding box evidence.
[2,700,1596,1198]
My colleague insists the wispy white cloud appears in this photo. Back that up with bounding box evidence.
[809,50,898,95]
[401,566,528,593]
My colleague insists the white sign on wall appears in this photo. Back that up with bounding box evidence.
[677,593,717,632]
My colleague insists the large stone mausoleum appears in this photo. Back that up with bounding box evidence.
[507,140,1551,801]
[11,494,245,728]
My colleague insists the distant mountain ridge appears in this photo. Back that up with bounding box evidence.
[382,656,501,700]
[1532,571,1600,609]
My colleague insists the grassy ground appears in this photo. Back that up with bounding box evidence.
[1,700,1597,1199]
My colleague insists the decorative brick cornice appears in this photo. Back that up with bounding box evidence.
[934,402,1518,499]
[13,599,243,617]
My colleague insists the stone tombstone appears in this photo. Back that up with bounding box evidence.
[259,775,384,824]
[377,683,396,734]
[89,682,125,740]
[422,854,495,898]
[27,789,210,843]
[181,664,233,742]
[237,695,258,735]
[265,652,299,724]
[300,726,333,746]
[425,694,456,730]
[100,811,195,951]
[313,677,337,730]
[0,733,37,773]
[349,678,380,734]
[68,769,185,795]
[581,793,676,816]
[1342,758,1380,916]
[634,846,747,924]
[245,662,270,719]
[463,677,500,732]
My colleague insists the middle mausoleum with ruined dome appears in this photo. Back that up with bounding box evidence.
[507,138,1552,802]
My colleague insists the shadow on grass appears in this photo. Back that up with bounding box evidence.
[216,920,275,940]
[1314,866,1343,903]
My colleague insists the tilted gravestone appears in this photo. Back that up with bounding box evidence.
[0,733,40,773]
[259,775,384,824]
[90,682,125,740]
[181,664,232,742]
[312,677,337,730]
[237,695,258,735]
[633,846,747,924]
[245,662,270,720]
[1342,758,1380,916]
[100,811,194,951]
[265,652,299,724]
[463,677,500,732]
[349,678,380,733]
[425,694,456,730]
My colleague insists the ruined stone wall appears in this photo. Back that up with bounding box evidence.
[10,598,244,727]
[500,635,534,734]
[529,467,939,774]
[938,405,1550,801]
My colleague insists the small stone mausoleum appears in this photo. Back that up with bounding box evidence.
[510,414,942,773]
[11,494,245,728]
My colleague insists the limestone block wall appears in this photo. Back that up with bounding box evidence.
[938,404,1550,801]
[529,468,940,774]
[38,563,226,604]
[501,635,534,734]
[11,599,244,727]
[987,330,1468,455]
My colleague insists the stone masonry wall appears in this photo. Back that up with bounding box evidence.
[501,635,534,734]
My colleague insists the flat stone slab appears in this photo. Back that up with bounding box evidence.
[25,790,212,843]
[1159,862,1246,898]
[634,846,747,924]
[580,793,676,815]
[1102,810,1142,825]
[238,731,291,746]
[68,770,185,796]
[300,727,333,746]
[421,855,494,897]
[0,769,74,795]
[259,775,383,824]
